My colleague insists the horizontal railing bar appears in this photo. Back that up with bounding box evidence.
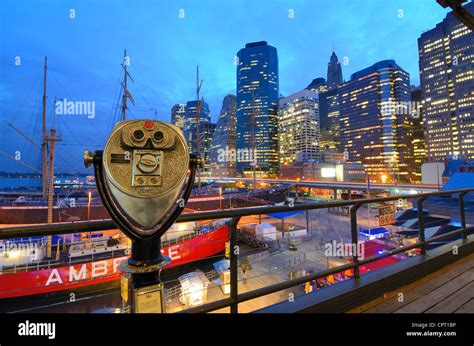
[179,297,234,314]
[0,220,115,239]
[235,262,358,305]
[181,226,474,313]
[181,262,357,313]
[176,188,474,223]
[358,226,473,266]
[1,188,472,313]
[1,188,473,239]
[425,227,470,244]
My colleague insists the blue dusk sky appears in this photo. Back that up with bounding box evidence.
[0,0,451,173]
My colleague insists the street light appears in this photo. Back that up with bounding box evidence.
[381,174,387,184]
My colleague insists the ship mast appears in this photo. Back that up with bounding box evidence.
[46,128,61,257]
[42,56,48,199]
[121,49,135,121]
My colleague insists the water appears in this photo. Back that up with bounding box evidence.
[0,177,88,190]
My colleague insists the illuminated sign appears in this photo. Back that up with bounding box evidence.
[321,167,336,178]
[378,204,395,226]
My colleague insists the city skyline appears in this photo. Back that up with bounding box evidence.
[0,0,454,173]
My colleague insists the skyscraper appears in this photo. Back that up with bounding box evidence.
[183,100,215,174]
[306,77,340,151]
[319,88,341,151]
[411,87,427,181]
[171,103,185,130]
[339,60,415,182]
[327,51,343,90]
[306,77,328,94]
[210,94,237,177]
[236,41,279,177]
[278,89,320,167]
[199,122,216,175]
[418,2,474,161]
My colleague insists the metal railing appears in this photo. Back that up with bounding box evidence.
[1,188,473,313]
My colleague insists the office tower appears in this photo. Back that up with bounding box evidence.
[411,87,427,181]
[327,51,343,90]
[199,122,216,175]
[306,78,340,151]
[171,103,185,130]
[306,77,328,94]
[210,94,237,177]
[418,2,474,161]
[339,60,416,182]
[183,100,215,173]
[236,41,279,177]
[278,89,320,168]
[319,88,341,151]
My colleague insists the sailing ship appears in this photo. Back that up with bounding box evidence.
[0,218,229,300]
[0,52,232,301]
[0,53,290,225]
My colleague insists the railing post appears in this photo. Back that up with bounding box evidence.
[459,192,468,240]
[350,204,362,280]
[417,197,427,255]
[229,216,241,314]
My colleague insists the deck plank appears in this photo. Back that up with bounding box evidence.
[454,298,474,313]
[395,270,474,313]
[349,253,474,313]
[426,281,474,313]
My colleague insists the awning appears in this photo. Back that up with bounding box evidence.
[359,227,388,237]
[268,210,306,219]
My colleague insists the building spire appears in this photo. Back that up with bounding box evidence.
[327,48,343,90]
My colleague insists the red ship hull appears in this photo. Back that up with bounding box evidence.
[0,225,228,299]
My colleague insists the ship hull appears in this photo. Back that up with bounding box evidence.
[0,225,228,299]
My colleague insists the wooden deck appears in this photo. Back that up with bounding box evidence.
[349,252,474,313]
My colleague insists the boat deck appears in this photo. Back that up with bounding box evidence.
[349,252,474,313]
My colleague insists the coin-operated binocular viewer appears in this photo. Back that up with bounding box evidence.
[84,120,199,313]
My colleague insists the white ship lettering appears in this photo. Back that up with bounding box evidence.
[161,245,181,261]
[45,257,127,286]
[68,264,87,281]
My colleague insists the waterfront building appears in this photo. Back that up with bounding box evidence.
[307,76,341,151]
[278,89,320,168]
[171,103,186,130]
[411,87,427,181]
[418,2,474,161]
[236,41,279,177]
[339,60,416,182]
[210,94,237,177]
[183,100,215,174]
